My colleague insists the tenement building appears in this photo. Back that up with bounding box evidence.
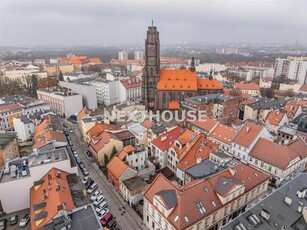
[142,24,223,110]
[144,163,269,230]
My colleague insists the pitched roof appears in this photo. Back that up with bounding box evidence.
[299,84,307,92]
[141,119,154,129]
[86,123,120,139]
[90,131,117,152]
[190,117,219,133]
[118,145,136,160]
[232,122,263,147]
[144,164,268,229]
[250,138,299,170]
[235,82,260,90]
[177,134,219,171]
[171,129,198,159]
[214,176,243,196]
[284,99,301,118]
[287,137,307,160]
[197,78,223,90]
[169,100,180,110]
[30,168,76,229]
[208,124,238,145]
[77,107,89,121]
[0,103,23,113]
[155,190,178,209]
[157,70,198,91]
[151,126,184,151]
[106,156,128,179]
[120,78,142,89]
[265,110,286,126]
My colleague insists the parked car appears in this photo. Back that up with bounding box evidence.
[85,179,94,189]
[69,141,73,146]
[64,131,69,136]
[69,129,74,133]
[90,190,102,202]
[19,214,30,227]
[9,215,18,225]
[75,157,81,164]
[82,168,89,176]
[97,209,109,220]
[100,213,113,227]
[104,219,116,230]
[85,151,92,158]
[0,218,7,230]
[82,176,91,184]
[63,124,68,128]
[97,200,108,210]
[87,183,98,194]
[93,195,105,206]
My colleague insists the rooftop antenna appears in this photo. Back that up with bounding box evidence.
[152,19,154,27]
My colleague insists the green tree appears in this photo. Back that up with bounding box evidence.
[111,146,118,159]
[58,71,64,81]
[104,154,109,166]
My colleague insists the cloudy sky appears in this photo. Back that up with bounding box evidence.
[0,0,306,47]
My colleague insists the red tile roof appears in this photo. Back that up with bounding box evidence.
[144,163,268,229]
[265,111,286,126]
[233,122,263,148]
[151,126,184,151]
[235,82,260,90]
[120,78,142,89]
[171,129,198,159]
[141,120,154,129]
[299,84,307,92]
[157,70,198,91]
[197,78,223,90]
[106,156,128,179]
[169,100,180,110]
[30,168,76,229]
[86,123,120,139]
[250,138,299,169]
[287,137,307,160]
[284,99,302,118]
[90,132,117,152]
[208,124,238,145]
[118,145,136,160]
[0,103,23,113]
[190,117,219,133]
[177,134,219,171]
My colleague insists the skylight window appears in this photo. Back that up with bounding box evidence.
[184,216,189,223]
[174,216,179,222]
[248,177,251,181]
[204,186,208,192]
[212,201,216,207]
[196,201,206,214]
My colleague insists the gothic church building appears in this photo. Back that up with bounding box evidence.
[142,25,223,110]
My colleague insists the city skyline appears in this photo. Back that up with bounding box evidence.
[1,0,307,47]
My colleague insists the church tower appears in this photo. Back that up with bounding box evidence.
[142,21,160,110]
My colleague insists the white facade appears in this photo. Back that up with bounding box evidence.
[37,87,83,117]
[274,57,307,84]
[0,148,78,214]
[13,118,35,142]
[4,68,47,83]
[119,79,142,103]
[134,51,144,60]
[231,127,273,162]
[88,79,120,106]
[59,81,97,109]
[151,145,168,169]
[195,63,227,72]
[119,50,128,60]
[125,147,148,171]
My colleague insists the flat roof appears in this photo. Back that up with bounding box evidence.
[0,132,17,148]
[123,176,147,191]
[185,159,225,179]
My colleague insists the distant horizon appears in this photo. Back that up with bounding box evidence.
[1,0,307,47]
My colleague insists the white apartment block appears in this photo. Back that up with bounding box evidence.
[134,51,144,60]
[37,86,83,117]
[119,50,128,60]
[59,80,98,109]
[274,56,307,84]
[87,79,120,106]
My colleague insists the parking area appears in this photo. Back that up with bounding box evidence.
[1,208,30,230]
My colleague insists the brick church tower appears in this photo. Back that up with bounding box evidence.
[142,21,160,110]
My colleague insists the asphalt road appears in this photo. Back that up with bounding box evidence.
[63,120,148,230]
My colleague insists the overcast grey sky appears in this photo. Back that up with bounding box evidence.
[0,0,306,47]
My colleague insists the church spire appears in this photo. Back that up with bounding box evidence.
[152,19,154,27]
[190,57,195,72]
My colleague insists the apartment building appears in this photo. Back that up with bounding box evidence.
[265,110,289,133]
[0,132,19,167]
[0,103,23,130]
[144,163,269,230]
[45,63,74,77]
[119,78,142,103]
[248,137,307,186]
[37,86,83,117]
[234,82,260,96]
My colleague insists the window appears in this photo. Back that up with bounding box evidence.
[196,201,206,214]
[147,215,149,222]
[158,215,161,224]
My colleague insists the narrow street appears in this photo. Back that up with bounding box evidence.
[63,120,148,230]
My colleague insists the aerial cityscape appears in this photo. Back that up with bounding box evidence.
[0,0,307,230]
